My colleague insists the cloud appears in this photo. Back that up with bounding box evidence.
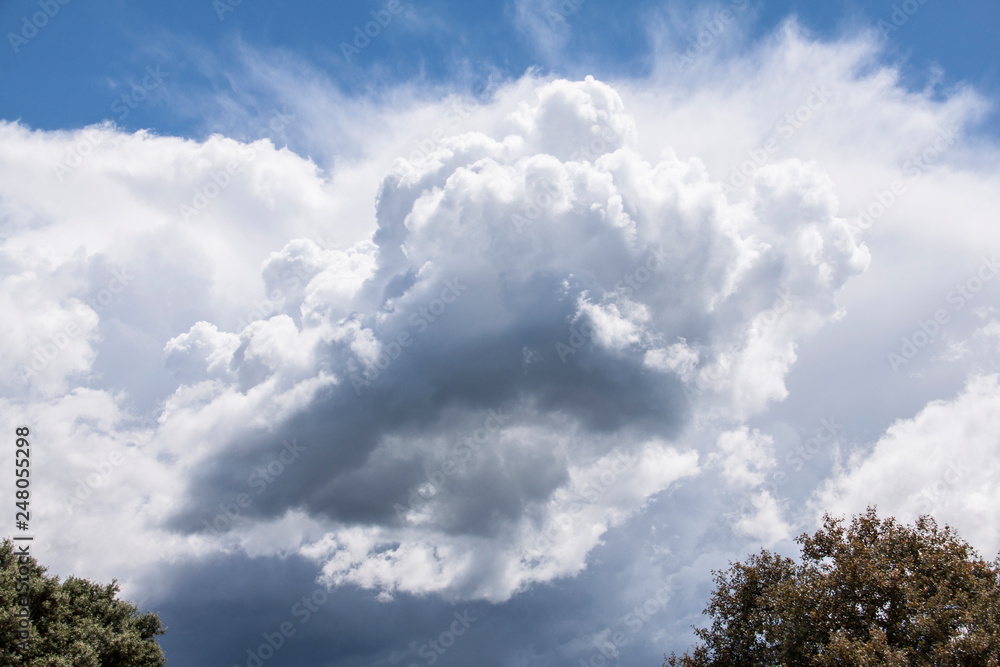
[711,427,775,488]
[2,69,865,602]
[814,370,1000,558]
[141,71,867,602]
[4,21,999,636]
[512,0,584,61]
[735,490,793,546]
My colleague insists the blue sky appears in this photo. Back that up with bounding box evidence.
[2,1,1000,666]
[3,1,999,137]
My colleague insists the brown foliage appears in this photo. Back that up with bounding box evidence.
[665,507,1000,666]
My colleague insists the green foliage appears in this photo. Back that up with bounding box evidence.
[0,539,166,666]
[666,507,1000,666]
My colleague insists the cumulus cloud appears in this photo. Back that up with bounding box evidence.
[814,371,1000,558]
[164,321,241,383]
[711,427,775,488]
[2,73,865,601]
[137,73,867,601]
[5,22,999,621]
[735,490,793,547]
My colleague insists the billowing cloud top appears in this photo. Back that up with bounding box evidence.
[3,65,876,604]
[161,74,874,602]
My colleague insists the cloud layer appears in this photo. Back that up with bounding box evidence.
[3,19,1000,664]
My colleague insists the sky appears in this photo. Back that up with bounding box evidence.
[2,0,1000,665]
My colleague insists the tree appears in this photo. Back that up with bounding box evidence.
[665,507,1000,666]
[0,538,167,666]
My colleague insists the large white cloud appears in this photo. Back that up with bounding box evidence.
[2,22,998,613]
[182,72,864,601]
